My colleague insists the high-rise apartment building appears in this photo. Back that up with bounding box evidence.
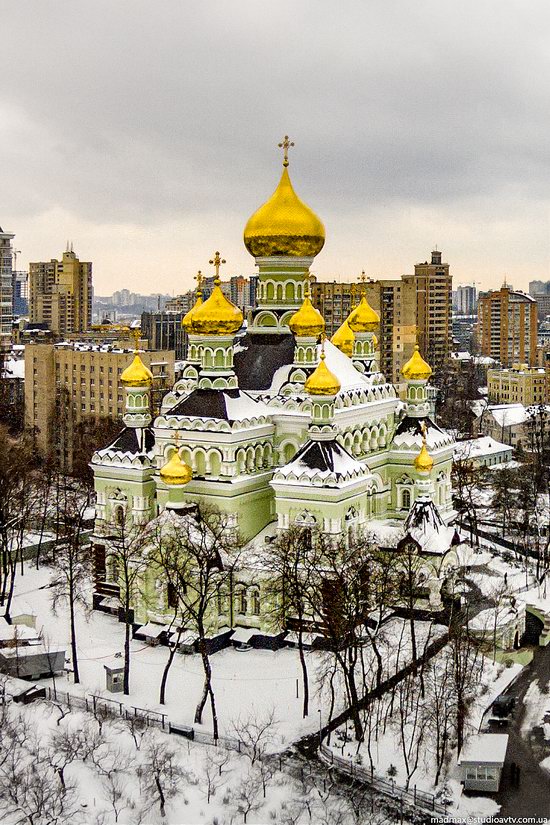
[412,250,452,372]
[478,285,538,366]
[12,271,28,316]
[141,311,188,360]
[455,285,477,316]
[529,280,550,296]
[0,227,15,343]
[29,246,92,336]
[310,277,417,384]
[25,342,174,470]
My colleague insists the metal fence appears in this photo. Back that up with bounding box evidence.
[46,687,167,729]
[320,743,449,816]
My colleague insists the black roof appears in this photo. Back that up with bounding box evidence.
[106,426,155,454]
[394,415,442,437]
[288,439,354,477]
[233,332,295,390]
[168,387,261,423]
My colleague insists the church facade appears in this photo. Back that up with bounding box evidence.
[91,140,458,639]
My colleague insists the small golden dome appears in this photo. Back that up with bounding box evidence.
[414,441,434,473]
[160,449,193,486]
[331,318,354,357]
[347,295,379,333]
[120,354,153,387]
[182,294,203,333]
[304,353,341,396]
[402,345,432,381]
[191,280,243,336]
[244,166,325,258]
[289,294,325,338]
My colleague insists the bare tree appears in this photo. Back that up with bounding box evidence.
[150,504,242,739]
[234,766,263,824]
[138,737,185,819]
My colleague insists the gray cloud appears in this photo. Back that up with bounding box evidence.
[2,0,550,292]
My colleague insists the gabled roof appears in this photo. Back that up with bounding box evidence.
[402,496,460,555]
[168,388,268,423]
[392,416,453,450]
[273,438,367,487]
[106,426,155,455]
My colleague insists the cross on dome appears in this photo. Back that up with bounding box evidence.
[194,270,204,293]
[209,251,226,284]
[278,135,294,167]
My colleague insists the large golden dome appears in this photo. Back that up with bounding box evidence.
[160,449,193,486]
[331,318,354,357]
[244,166,325,258]
[289,295,325,338]
[305,353,341,396]
[347,295,379,333]
[120,354,153,387]
[191,279,244,336]
[402,345,432,381]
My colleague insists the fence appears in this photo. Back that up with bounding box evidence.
[319,743,449,816]
[45,687,167,729]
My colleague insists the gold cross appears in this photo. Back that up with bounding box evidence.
[278,135,294,168]
[131,327,140,352]
[358,271,367,295]
[304,270,312,297]
[209,252,226,284]
[194,270,204,294]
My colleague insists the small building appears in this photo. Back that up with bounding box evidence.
[469,602,526,661]
[458,733,508,792]
[0,644,65,679]
[454,436,513,468]
[104,660,125,693]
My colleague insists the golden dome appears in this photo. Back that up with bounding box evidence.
[289,294,325,338]
[160,449,193,486]
[305,353,341,396]
[414,441,434,473]
[244,166,325,258]
[331,318,354,357]
[191,279,244,336]
[347,295,379,333]
[120,354,153,387]
[182,294,203,333]
[402,345,432,381]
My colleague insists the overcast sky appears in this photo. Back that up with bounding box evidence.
[2,0,550,295]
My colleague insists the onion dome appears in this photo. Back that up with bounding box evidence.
[331,318,354,357]
[182,294,203,333]
[120,354,153,387]
[191,279,243,336]
[401,345,432,381]
[414,440,434,473]
[160,449,193,486]
[347,295,379,333]
[244,166,325,258]
[289,293,325,337]
[305,353,341,396]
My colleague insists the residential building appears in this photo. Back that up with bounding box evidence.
[454,436,513,468]
[412,250,453,373]
[487,364,549,406]
[29,245,92,336]
[529,280,550,296]
[0,227,15,343]
[12,271,28,316]
[25,342,174,470]
[473,401,550,448]
[533,293,550,320]
[478,285,538,366]
[455,285,477,315]
[164,293,194,313]
[141,311,188,360]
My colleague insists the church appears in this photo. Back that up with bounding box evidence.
[91,139,458,642]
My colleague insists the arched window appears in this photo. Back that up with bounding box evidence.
[114,506,124,527]
[250,588,260,616]
[236,587,247,615]
[402,488,411,509]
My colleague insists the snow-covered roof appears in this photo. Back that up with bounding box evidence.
[269,340,375,395]
[391,416,453,451]
[404,497,460,555]
[1,358,24,379]
[454,437,512,461]
[487,403,550,428]
[458,733,509,765]
[168,388,270,423]
[469,604,521,631]
[273,439,367,487]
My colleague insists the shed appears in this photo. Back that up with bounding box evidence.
[458,733,509,792]
[0,644,65,679]
[134,622,169,646]
[103,660,125,693]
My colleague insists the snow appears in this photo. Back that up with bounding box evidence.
[458,733,508,764]
[1,358,24,379]
[223,390,270,421]
[454,436,512,461]
[137,622,170,638]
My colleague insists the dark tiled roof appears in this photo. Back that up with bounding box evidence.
[106,426,155,454]
[289,439,352,477]
[233,332,295,390]
[394,416,442,437]
[169,388,239,421]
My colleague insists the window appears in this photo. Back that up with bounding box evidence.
[250,589,260,616]
[236,588,247,615]
[401,488,411,509]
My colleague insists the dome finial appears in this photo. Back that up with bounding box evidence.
[304,335,341,396]
[414,423,434,473]
[194,270,204,297]
[209,251,226,286]
[278,134,295,168]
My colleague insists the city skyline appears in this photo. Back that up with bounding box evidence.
[3,1,550,295]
